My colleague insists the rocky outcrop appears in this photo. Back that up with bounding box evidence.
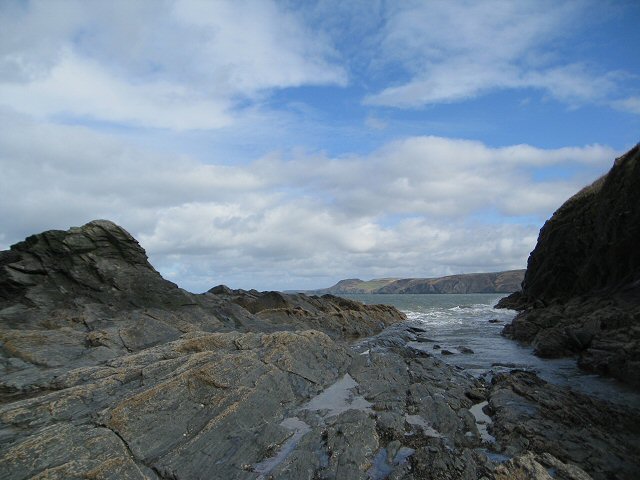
[1,220,638,479]
[498,145,640,387]
[488,370,640,480]
[0,326,489,480]
[0,220,194,312]
[208,287,404,339]
[0,221,483,479]
[494,452,593,480]
[310,270,525,295]
[0,221,405,403]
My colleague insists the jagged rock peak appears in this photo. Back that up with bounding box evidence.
[0,220,177,309]
[10,219,148,265]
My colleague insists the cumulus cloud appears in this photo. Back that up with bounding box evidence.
[0,110,618,291]
[364,0,629,109]
[255,136,616,218]
[0,0,346,129]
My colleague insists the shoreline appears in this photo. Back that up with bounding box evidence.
[2,220,639,479]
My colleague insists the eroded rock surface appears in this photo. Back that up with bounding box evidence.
[0,221,405,404]
[488,371,640,480]
[498,145,640,386]
[0,323,495,480]
[1,220,639,479]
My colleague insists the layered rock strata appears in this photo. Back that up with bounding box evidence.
[0,220,405,400]
[498,145,640,387]
[1,220,639,479]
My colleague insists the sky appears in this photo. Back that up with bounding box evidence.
[1,0,639,292]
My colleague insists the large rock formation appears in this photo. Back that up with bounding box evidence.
[0,220,404,401]
[1,220,638,479]
[488,371,640,479]
[498,145,640,387]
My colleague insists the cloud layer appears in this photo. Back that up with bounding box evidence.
[0,0,346,129]
[0,1,636,291]
[0,110,616,291]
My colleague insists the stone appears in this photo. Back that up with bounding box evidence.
[489,370,640,480]
[498,145,640,387]
[494,452,594,480]
[0,221,407,405]
[1,220,639,480]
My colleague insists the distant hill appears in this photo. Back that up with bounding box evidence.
[306,270,525,295]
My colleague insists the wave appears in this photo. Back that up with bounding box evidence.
[403,301,516,326]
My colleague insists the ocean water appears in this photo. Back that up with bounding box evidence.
[341,293,640,407]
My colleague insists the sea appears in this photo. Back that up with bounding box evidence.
[340,293,640,407]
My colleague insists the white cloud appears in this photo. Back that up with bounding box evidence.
[0,0,346,130]
[365,115,387,130]
[364,1,627,109]
[0,110,619,291]
[172,0,347,92]
[612,96,640,114]
[0,53,234,129]
[255,136,616,218]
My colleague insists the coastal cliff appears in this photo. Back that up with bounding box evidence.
[1,220,638,479]
[498,145,640,386]
[310,270,525,295]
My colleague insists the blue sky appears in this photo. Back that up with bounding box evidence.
[0,0,638,291]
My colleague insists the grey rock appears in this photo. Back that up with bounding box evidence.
[498,146,640,387]
[495,451,593,480]
[1,220,638,480]
[489,370,640,480]
[0,221,406,404]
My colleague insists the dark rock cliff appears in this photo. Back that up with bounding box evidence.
[0,219,193,312]
[498,145,640,387]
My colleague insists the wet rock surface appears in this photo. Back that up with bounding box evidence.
[1,221,639,479]
[0,220,405,403]
[488,370,640,480]
[499,145,640,387]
